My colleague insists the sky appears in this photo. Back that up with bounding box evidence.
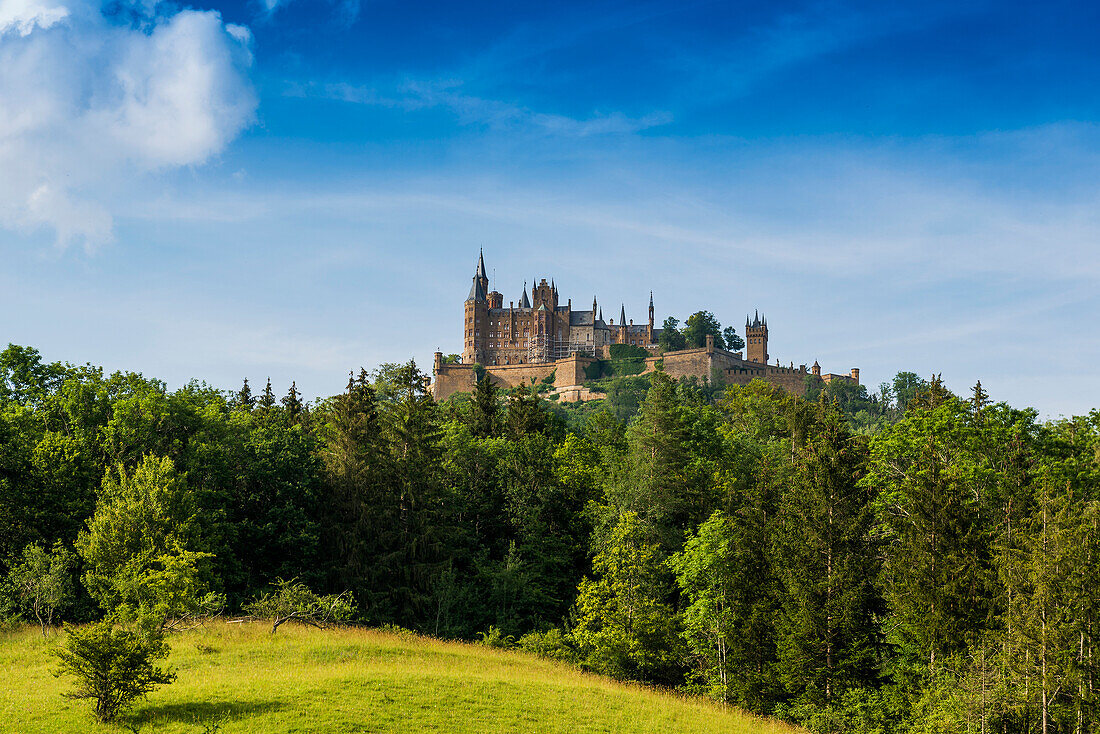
[2,0,1100,417]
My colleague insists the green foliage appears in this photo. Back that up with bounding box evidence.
[682,311,725,349]
[52,620,175,722]
[722,326,745,352]
[516,628,578,663]
[573,512,682,683]
[76,455,213,630]
[658,317,686,353]
[245,578,355,633]
[476,625,516,649]
[5,541,77,634]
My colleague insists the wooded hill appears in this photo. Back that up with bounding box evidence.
[1,343,1097,733]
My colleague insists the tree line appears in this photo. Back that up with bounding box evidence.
[1,343,1098,734]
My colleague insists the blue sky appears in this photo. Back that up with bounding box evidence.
[2,0,1099,416]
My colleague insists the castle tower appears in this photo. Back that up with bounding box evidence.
[812,360,821,377]
[746,310,769,364]
[464,253,490,364]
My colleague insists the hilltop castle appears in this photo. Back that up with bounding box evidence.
[462,249,658,365]
[434,251,858,401]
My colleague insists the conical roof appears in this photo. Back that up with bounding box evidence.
[520,282,531,309]
[476,248,487,280]
[467,276,486,302]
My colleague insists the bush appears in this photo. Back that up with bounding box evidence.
[52,621,175,723]
[477,625,515,649]
[516,628,578,663]
[246,578,355,633]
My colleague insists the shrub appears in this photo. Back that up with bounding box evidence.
[516,628,578,663]
[246,578,355,633]
[477,625,516,649]
[52,621,175,723]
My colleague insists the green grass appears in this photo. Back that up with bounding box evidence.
[0,623,802,733]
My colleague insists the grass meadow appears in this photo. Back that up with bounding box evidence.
[0,622,802,733]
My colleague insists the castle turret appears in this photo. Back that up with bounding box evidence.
[746,309,769,364]
[464,253,491,364]
[812,360,821,377]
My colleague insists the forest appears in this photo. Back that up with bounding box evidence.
[1,342,1097,734]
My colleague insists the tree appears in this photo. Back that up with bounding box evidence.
[722,326,745,352]
[773,404,881,714]
[658,317,686,353]
[683,311,725,349]
[281,381,304,421]
[7,541,77,635]
[670,510,766,705]
[573,512,681,683]
[318,369,387,605]
[470,373,500,438]
[76,455,212,630]
[258,378,276,413]
[234,378,254,410]
[245,578,354,633]
[866,397,994,673]
[53,620,175,723]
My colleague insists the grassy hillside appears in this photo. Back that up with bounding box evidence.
[0,623,801,733]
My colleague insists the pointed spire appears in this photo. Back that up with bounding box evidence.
[592,295,597,314]
[649,291,654,308]
[598,307,603,321]
[619,303,626,326]
[520,281,531,309]
[476,248,487,279]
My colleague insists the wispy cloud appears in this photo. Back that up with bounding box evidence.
[285,78,673,137]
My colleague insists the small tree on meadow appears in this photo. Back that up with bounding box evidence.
[53,620,175,723]
[8,541,77,636]
[246,578,355,633]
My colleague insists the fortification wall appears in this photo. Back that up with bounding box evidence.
[432,352,595,401]
[433,342,854,402]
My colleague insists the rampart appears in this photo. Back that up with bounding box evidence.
[433,335,858,401]
[432,352,594,401]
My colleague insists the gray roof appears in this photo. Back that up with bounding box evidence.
[467,276,485,302]
[520,283,531,309]
[570,310,594,326]
[594,318,609,331]
[476,250,487,280]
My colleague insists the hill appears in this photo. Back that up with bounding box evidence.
[0,623,801,733]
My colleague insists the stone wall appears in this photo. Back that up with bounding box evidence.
[434,342,855,402]
[432,352,596,401]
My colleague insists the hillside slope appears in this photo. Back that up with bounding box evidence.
[0,623,801,733]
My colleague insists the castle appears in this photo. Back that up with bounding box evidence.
[462,249,656,366]
[434,252,859,401]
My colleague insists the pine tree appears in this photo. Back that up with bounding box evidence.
[281,381,303,422]
[258,377,276,414]
[235,378,254,410]
[319,369,387,605]
[866,396,995,673]
[773,402,881,713]
[470,373,499,438]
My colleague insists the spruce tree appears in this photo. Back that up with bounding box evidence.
[258,377,276,414]
[470,373,499,438]
[773,402,881,713]
[235,378,254,410]
[281,381,303,422]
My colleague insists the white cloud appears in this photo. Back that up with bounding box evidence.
[0,0,256,249]
[0,0,69,36]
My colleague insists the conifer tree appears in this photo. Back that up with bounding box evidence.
[866,396,995,673]
[281,381,303,422]
[377,360,447,628]
[773,402,881,713]
[258,377,276,414]
[319,369,387,604]
[470,373,499,438]
[235,378,254,410]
